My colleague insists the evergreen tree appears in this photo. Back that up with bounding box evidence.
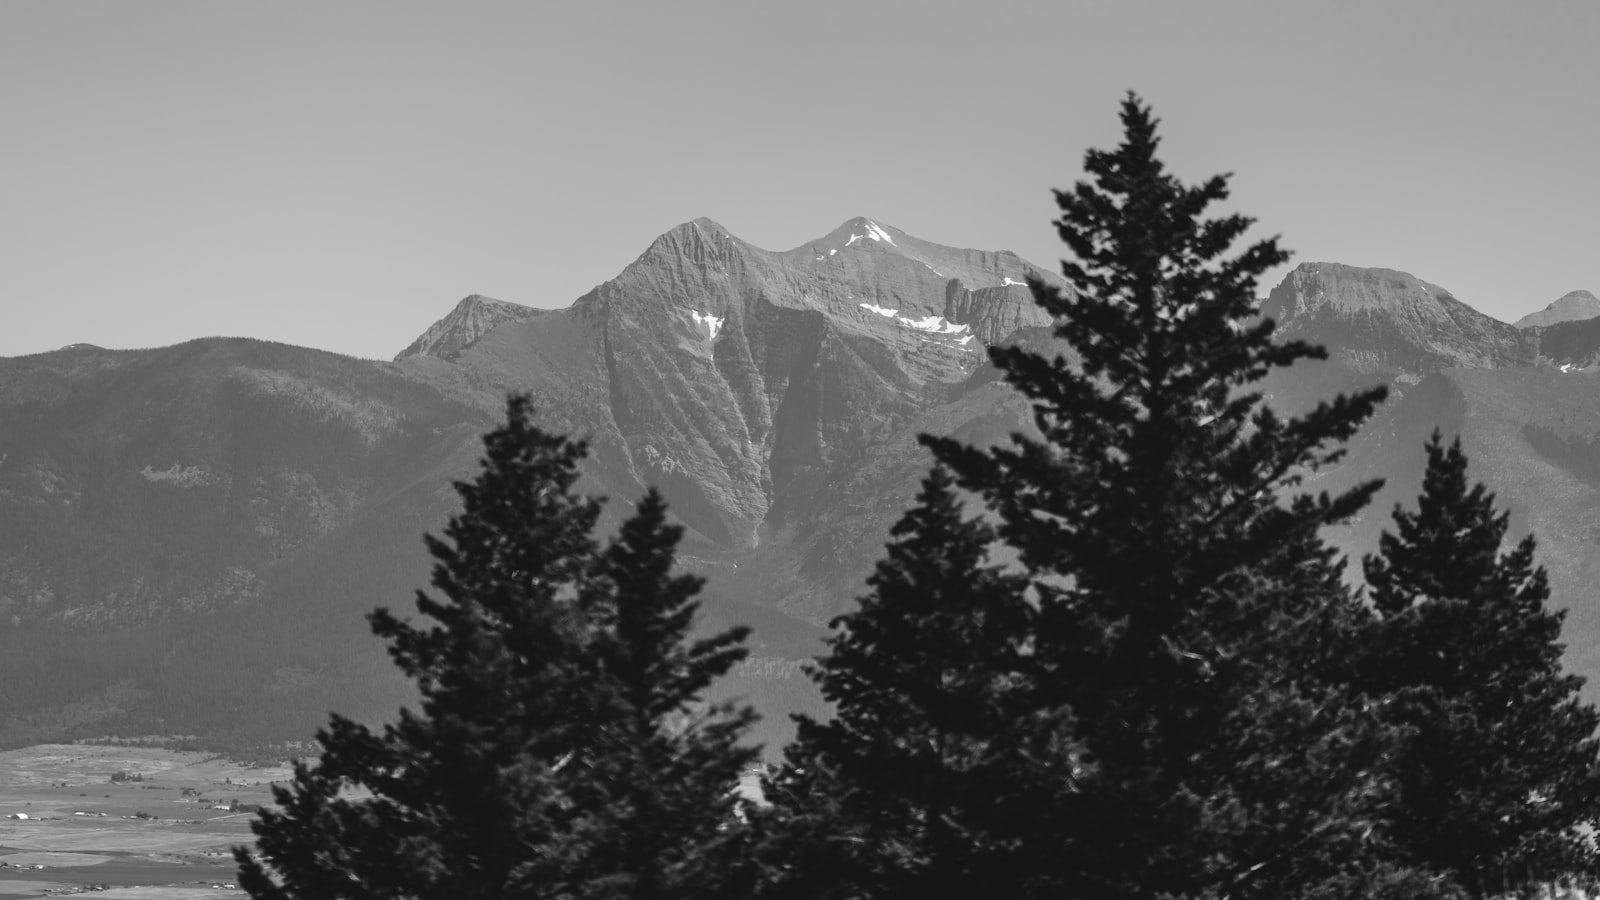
[919,94,1434,897]
[236,396,757,900]
[1361,431,1600,897]
[562,487,759,899]
[764,466,1042,898]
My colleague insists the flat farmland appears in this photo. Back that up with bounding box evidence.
[0,745,292,897]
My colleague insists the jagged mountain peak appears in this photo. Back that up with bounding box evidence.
[631,218,748,270]
[395,294,540,362]
[614,216,1052,297]
[657,217,741,244]
[455,293,515,311]
[811,216,902,249]
[786,217,1045,292]
[1514,290,1600,330]
[690,215,726,229]
[401,214,1064,555]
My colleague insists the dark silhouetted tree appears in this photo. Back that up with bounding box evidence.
[913,94,1448,897]
[562,487,759,899]
[764,466,1042,898]
[1361,432,1600,898]
[236,396,756,900]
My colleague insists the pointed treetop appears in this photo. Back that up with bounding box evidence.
[1364,429,1508,616]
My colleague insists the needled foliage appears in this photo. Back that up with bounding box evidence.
[765,466,1043,897]
[1360,432,1600,898]
[569,488,759,899]
[235,395,756,900]
[908,93,1435,898]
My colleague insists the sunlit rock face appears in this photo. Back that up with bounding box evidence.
[419,216,1058,556]
[1514,290,1600,330]
[1261,262,1534,377]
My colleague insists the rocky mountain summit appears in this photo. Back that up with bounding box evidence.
[1260,262,1534,376]
[393,217,1055,555]
[1514,290,1600,330]
[5,220,1600,754]
[395,294,541,361]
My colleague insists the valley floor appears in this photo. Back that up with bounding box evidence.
[0,744,290,898]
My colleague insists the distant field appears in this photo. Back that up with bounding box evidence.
[0,744,289,897]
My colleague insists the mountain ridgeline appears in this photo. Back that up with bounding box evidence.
[0,219,1597,755]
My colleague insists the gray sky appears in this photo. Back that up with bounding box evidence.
[3,1,1596,359]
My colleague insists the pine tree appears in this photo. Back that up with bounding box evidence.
[763,466,1042,898]
[562,487,759,899]
[235,396,757,900]
[1361,431,1600,897]
[920,94,1435,897]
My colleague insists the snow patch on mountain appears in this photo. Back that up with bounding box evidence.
[844,220,897,248]
[900,314,969,334]
[690,310,724,340]
[858,303,970,337]
[1003,277,1028,287]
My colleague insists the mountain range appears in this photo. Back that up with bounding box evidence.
[3,216,1599,757]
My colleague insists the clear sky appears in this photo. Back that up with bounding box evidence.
[2,1,1596,359]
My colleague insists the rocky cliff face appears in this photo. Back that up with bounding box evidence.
[414,216,1057,555]
[1260,262,1534,376]
[1514,290,1600,330]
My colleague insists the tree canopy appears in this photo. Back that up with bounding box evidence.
[765,466,1041,897]
[1361,432,1600,897]
[912,91,1410,899]
[237,396,757,900]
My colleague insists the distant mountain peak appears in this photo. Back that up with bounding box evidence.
[684,216,736,236]
[812,216,900,251]
[395,294,540,362]
[841,216,897,246]
[639,219,745,262]
[1262,262,1532,374]
[1274,262,1453,312]
[1514,290,1600,329]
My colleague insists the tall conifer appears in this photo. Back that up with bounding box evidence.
[920,94,1431,897]
[766,466,1041,897]
[236,396,756,899]
[1362,432,1600,897]
[563,488,759,899]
